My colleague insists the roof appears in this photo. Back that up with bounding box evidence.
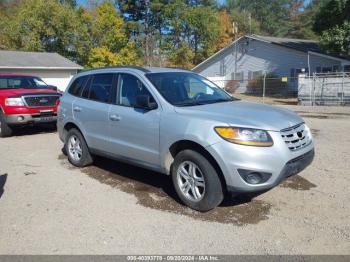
[0,50,83,70]
[250,35,322,53]
[80,66,191,75]
[193,35,350,71]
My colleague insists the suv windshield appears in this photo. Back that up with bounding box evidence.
[0,75,49,89]
[146,72,234,106]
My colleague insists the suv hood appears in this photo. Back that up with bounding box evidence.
[174,100,303,131]
[0,88,58,97]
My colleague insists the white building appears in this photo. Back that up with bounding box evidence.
[0,50,82,91]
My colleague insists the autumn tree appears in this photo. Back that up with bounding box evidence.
[87,2,141,67]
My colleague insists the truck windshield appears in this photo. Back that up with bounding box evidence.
[0,76,49,89]
[146,72,234,106]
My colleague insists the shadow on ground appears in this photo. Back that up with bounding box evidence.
[59,154,272,225]
[5,124,56,137]
[59,154,316,225]
[0,173,8,199]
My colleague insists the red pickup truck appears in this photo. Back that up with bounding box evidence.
[0,74,61,137]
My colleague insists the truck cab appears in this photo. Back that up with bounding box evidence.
[0,74,61,137]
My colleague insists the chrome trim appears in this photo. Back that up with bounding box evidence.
[21,94,60,108]
[280,123,311,151]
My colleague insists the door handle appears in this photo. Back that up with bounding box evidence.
[73,106,82,112]
[109,114,121,121]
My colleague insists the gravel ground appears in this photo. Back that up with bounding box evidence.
[0,105,349,255]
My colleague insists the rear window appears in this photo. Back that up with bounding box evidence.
[68,76,89,96]
[80,74,114,103]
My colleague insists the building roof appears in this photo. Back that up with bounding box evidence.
[193,35,350,72]
[250,35,322,53]
[0,50,83,70]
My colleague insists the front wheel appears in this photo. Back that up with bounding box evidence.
[172,149,224,212]
[0,112,13,137]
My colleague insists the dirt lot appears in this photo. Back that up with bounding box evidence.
[0,105,349,255]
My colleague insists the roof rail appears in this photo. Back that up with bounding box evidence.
[81,66,150,73]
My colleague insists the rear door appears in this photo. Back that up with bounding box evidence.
[107,73,160,168]
[72,73,116,151]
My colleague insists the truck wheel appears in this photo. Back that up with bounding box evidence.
[172,149,224,212]
[0,112,13,137]
[64,128,93,167]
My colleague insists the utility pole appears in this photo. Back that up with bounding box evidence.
[249,13,252,35]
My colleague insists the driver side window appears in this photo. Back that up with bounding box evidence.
[118,74,155,107]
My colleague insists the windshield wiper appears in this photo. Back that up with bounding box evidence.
[204,98,234,104]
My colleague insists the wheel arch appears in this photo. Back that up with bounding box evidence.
[62,122,84,142]
[165,139,227,191]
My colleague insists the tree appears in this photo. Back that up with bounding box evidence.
[88,2,141,67]
[313,0,349,34]
[182,5,220,64]
[0,0,91,64]
[226,0,290,36]
[216,10,234,50]
[321,21,350,55]
[230,8,261,36]
[314,0,350,55]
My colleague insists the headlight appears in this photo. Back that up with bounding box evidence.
[214,127,273,146]
[5,97,25,106]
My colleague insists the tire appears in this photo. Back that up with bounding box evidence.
[64,128,93,167]
[171,149,224,212]
[0,112,13,138]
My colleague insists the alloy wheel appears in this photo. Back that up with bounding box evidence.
[177,161,206,202]
[68,135,83,162]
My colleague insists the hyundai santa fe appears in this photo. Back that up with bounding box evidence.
[57,66,314,211]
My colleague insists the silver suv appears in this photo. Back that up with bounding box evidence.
[57,66,314,211]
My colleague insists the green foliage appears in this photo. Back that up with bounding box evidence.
[320,21,350,55]
[314,0,350,55]
[0,0,91,64]
[0,0,141,67]
[313,0,349,33]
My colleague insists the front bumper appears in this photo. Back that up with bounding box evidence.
[227,149,314,193]
[206,131,315,193]
[5,113,57,125]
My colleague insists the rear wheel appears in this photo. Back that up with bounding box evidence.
[0,112,13,137]
[172,149,224,212]
[65,128,93,167]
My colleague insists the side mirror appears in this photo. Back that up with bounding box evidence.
[47,85,58,91]
[135,95,157,110]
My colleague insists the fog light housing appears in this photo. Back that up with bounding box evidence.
[17,116,24,122]
[246,172,262,184]
[238,169,272,185]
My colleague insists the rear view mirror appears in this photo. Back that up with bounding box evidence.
[135,95,157,110]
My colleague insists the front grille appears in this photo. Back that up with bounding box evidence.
[280,123,311,151]
[23,95,60,107]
